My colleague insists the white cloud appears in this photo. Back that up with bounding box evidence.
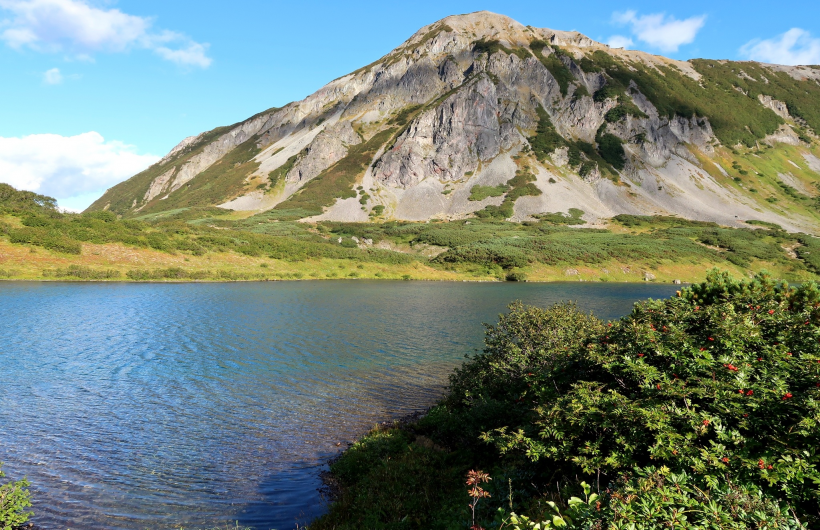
[0,132,159,210]
[153,41,211,69]
[607,35,634,49]
[0,0,211,67]
[611,10,706,53]
[740,28,820,66]
[43,66,62,84]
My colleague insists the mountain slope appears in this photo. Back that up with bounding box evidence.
[88,11,820,233]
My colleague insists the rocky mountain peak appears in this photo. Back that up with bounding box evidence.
[89,13,820,235]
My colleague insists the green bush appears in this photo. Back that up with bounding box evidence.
[0,463,32,530]
[531,42,574,96]
[482,271,820,525]
[528,104,566,162]
[469,184,508,201]
[43,265,121,280]
[313,273,820,528]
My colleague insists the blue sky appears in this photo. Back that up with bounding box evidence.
[1,0,819,210]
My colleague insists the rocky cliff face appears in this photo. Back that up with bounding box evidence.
[88,11,820,233]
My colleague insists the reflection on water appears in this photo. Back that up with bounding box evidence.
[0,280,678,529]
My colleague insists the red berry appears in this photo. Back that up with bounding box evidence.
[722,457,729,463]
[747,390,754,396]
[703,419,710,425]
[783,393,793,400]
[768,310,775,315]
[708,337,714,341]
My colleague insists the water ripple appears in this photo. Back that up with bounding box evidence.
[0,280,677,529]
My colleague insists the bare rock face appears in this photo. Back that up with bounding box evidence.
[373,76,506,187]
[288,121,362,183]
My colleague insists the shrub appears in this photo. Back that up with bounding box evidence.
[469,185,508,202]
[482,271,820,525]
[0,463,32,530]
[43,265,121,280]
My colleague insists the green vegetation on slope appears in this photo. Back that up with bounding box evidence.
[0,183,57,215]
[87,124,234,215]
[530,41,574,96]
[473,39,532,62]
[137,136,263,214]
[4,183,820,283]
[273,128,396,218]
[583,51,820,148]
[310,271,820,529]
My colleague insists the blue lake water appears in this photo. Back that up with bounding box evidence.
[0,281,679,529]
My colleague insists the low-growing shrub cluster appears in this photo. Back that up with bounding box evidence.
[312,272,820,529]
[43,265,121,279]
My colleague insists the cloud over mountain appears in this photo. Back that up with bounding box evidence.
[610,10,706,53]
[741,28,820,66]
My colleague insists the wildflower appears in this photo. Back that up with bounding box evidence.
[783,393,793,400]
[708,337,714,341]
[738,389,744,394]
[722,457,729,463]
[703,419,710,425]
[759,459,765,469]
[786,352,792,356]
[768,309,775,315]
[638,353,644,357]
[746,390,753,396]
[656,384,661,390]
[768,465,773,470]
[757,357,763,362]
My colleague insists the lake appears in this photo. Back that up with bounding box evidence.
[0,281,679,529]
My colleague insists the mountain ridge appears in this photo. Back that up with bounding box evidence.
[88,11,820,234]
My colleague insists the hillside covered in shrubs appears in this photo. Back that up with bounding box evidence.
[4,183,820,283]
[311,271,820,529]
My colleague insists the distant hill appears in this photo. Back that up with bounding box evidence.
[88,11,820,233]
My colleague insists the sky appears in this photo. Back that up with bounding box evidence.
[1,0,819,211]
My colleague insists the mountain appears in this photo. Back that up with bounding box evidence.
[88,11,820,233]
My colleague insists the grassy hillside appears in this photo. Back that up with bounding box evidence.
[3,183,820,283]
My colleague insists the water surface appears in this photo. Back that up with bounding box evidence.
[0,281,678,529]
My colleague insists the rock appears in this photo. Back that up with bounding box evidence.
[644,272,656,281]
[565,268,579,276]
[673,279,682,284]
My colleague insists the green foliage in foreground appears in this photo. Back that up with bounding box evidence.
[312,272,820,529]
[0,463,32,530]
